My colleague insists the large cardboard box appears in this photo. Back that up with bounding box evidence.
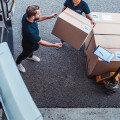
[84,23,120,49]
[85,35,120,56]
[91,12,120,24]
[84,12,120,49]
[52,8,93,50]
[87,49,120,76]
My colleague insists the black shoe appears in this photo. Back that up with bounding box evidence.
[105,81,119,90]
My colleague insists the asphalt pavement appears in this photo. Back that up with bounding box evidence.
[12,0,120,108]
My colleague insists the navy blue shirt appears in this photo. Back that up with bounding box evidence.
[64,0,90,15]
[22,14,41,51]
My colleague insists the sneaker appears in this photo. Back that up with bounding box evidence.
[17,64,26,73]
[27,55,40,62]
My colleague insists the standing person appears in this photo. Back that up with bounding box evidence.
[61,0,96,44]
[16,5,62,73]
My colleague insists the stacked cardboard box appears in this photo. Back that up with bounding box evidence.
[85,35,120,57]
[87,49,120,76]
[85,35,120,76]
[85,12,120,76]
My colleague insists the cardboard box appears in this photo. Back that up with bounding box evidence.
[85,35,120,56]
[91,12,120,24]
[85,23,120,50]
[52,8,93,50]
[86,49,120,76]
[93,23,120,35]
[84,30,94,50]
[85,22,120,50]
[85,12,120,49]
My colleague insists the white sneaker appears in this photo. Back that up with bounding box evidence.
[27,55,40,62]
[17,64,26,73]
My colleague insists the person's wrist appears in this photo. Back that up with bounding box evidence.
[55,44,58,47]
[47,16,51,19]
[53,43,56,47]
[92,19,95,22]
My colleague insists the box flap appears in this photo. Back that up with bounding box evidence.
[64,8,93,27]
[59,13,91,34]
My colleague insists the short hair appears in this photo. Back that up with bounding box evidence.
[26,5,40,18]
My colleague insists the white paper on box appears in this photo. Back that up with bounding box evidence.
[83,25,90,32]
[92,13,100,21]
[115,52,120,59]
[102,15,112,21]
[94,46,114,63]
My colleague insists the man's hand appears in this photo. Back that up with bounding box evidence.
[91,19,96,27]
[48,14,58,19]
[62,6,67,12]
[85,14,96,27]
[54,43,63,48]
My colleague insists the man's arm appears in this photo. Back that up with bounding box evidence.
[85,14,96,27]
[38,39,62,48]
[37,14,57,22]
[62,0,68,12]
[62,6,67,12]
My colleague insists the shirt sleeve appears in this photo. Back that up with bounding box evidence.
[30,32,41,43]
[83,2,90,14]
[64,0,68,7]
